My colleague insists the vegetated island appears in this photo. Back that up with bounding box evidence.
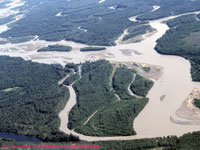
[80,47,106,52]
[194,99,200,108]
[68,60,153,136]
[122,24,154,43]
[0,56,78,142]
[37,45,72,52]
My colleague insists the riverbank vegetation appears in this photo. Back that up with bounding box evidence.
[68,60,116,129]
[68,62,152,136]
[80,47,106,52]
[75,98,148,136]
[37,45,72,52]
[130,75,154,97]
[2,131,200,150]
[0,56,78,142]
[63,73,80,85]
[122,24,153,42]
[65,63,79,72]
[1,0,200,45]
[193,99,200,108]
[112,67,136,100]
[137,0,200,21]
[156,14,200,81]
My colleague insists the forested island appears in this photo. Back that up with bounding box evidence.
[80,47,106,52]
[122,24,153,42]
[37,45,72,52]
[68,60,152,136]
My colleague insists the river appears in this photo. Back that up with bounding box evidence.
[1,1,200,141]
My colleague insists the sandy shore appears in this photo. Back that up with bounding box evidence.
[171,88,200,125]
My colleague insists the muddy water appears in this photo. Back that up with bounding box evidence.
[1,2,200,141]
[57,18,200,141]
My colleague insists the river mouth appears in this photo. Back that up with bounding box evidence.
[0,132,41,142]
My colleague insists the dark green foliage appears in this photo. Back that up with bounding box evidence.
[0,56,78,142]
[176,131,200,150]
[80,47,106,52]
[112,67,136,100]
[2,0,200,45]
[37,45,72,52]
[143,67,151,72]
[63,73,80,85]
[123,24,153,41]
[65,63,79,72]
[197,14,200,19]
[68,60,116,129]
[75,99,148,136]
[131,75,154,97]
[3,131,200,150]
[70,64,150,136]
[0,135,179,150]
[156,17,200,81]
[0,0,153,46]
[137,0,200,21]
[167,14,197,28]
[193,99,200,108]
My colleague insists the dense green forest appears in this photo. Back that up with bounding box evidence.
[166,14,197,28]
[112,67,136,100]
[65,63,79,72]
[2,131,200,150]
[75,96,148,136]
[0,0,153,45]
[137,0,200,21]
[80,47,106,52]
[63,73,80,85]
[156,14,200,81]
[68,60,116,130]
[130,75,154,97]
[68,63,151,136]
[0,56,78,142]
[1,0,200,45]
[122,24,153,42]
[37,45,72,52]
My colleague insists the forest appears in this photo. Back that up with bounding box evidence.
[67,62,152,136]
[130,75,154,97]
[122,24,153,42]
[156,14,200,81]
[37,45,72,52]
[112,67,136,100]
[68,60,116,130]
[0,56,78,142]
[194,99,200,108]
[1,0,200,45]
[80,47,106,52]
[137,0,200,21]
[2,131,200,150]
[63,73,80,85]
